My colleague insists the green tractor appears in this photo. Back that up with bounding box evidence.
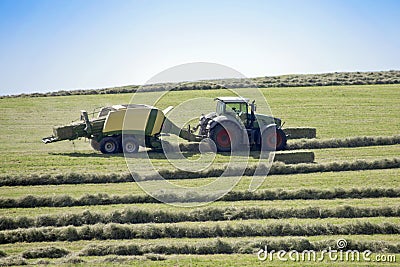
[195,97,287,152]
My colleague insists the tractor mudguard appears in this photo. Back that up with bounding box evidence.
[261,124,277,132]
[207,115,243,130]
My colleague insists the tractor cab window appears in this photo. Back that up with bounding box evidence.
[216,101,225,115]
[216,100,248,119]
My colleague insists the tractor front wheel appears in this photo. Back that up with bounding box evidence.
[261,127,287,151]
[99,136,120,154]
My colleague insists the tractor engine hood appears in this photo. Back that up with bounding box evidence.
[254,114,282,127]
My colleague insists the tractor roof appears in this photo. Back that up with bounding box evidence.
[215,97,249,103]
[111,104,153,110]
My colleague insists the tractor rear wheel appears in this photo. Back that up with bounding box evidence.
[209,122,241,152]
[122,136,139,154]
[261,127,287,151]
[99,136,120,154]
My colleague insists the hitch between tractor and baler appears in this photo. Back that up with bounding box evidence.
[161,117,205,142]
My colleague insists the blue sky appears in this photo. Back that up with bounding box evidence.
[0,0,399,95]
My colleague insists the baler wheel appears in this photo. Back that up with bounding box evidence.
[122,136,139,154]
[100,136,120,154]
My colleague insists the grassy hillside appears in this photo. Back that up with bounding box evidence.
[1,70,399,98]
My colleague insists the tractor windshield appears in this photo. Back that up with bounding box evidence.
[216,100,249,126]
[216,100,248,116]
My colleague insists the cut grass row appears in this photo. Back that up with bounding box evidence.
[2,234,399,255]
[1,157,398,186]
[1,206,399,231]
[286,135,400,150]
[154,157,400,181]
[1,143,399,178]
[75,238,400,255]
[1,219,399,244]
[2,246,399,267]
[1,168,398,198]
[4,198,399,218]
[8,236,400,261]
[1,144,398,179]
[1,187,399,208]
[16,253,400,267]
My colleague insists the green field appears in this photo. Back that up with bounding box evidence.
[0,84,399,266]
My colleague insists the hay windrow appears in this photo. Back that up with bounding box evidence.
[22,246,70,259]
[287,135,400,150]
[0,221,399,244]
[0,187,399,209]
[0,157,398,187]
[76,238,400,256]
[0,205,398,231]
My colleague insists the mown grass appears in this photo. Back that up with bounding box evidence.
[2,197,399,218]
[288,136,400,150]
[1,234,399,266]
[2,252,399,267]
[1,236,399,265]
[0,84,399,265]
[1,206,399,230]
[0,168,398,198]
[1,157,398,186]
[1,143,398,177]
[314,145,400,163]
[2,217,399,244]
[1,187,399,208]
[2,235,399,255]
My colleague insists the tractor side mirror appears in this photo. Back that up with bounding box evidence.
[250,100,256,112]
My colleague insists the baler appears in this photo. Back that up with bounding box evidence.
[42,104,201,153]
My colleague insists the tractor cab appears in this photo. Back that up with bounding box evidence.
[215,97,256,128]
